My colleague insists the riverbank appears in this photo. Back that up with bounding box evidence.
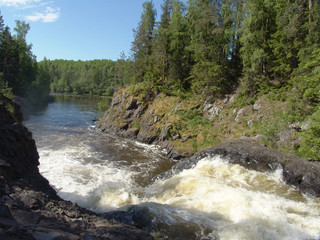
[96,87,320,197]
[0,94,153,239]
[1,91,319,239]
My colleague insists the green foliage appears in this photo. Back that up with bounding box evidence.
[270,0,306,81]
[291,48,320,107]
[0,73,14,99]
[41,58,130,96]
[239,0,277,96]
[191,137,198,154]
[298,109,320,160]
[189,0,237,98]
[131,1,157,83]
[97,97,112,117]
[0,14,50,102]
[260,116,286,146]
[176,109,211,129]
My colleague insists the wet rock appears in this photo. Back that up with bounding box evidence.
[172,134,180,141]
[96,89,198,159]
[102,203,201,240]
[126,96,138,110]
[203,102,213,112]
[158,122,171,142]
[153,115,161,124]
[289,122,301,131]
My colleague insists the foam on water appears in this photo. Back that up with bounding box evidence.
[141,156,320,239]
[39,146,320,239]
[28,96,320,240]
[38,144,139,211]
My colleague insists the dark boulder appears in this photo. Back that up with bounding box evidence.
[102,203,205,240]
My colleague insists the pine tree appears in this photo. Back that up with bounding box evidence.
[189,0,231,97]
[131,1,157,84]
[271,0,308,82]
[0,26,20,94]
[13,20,36,96]
[290,0,320,108]
[167,0,190,92]
[240,0,276,96]
[152,0,173,90]
[222,0,244,81]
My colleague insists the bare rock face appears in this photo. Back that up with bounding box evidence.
[96,90,148,140]
[96,89,186,158]
[0,94,153,240]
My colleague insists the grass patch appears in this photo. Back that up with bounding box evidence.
[176,109,211,129]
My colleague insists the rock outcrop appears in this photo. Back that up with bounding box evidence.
[0,94,153,240]
[96,89,190,159]
[97,89,320,198]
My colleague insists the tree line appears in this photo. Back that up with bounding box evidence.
[130,0,320,104]
[3,0,319,106]
[40,55,130,96]
[1,0,320,158]
[0,12,50,102]
[130,0,320,159]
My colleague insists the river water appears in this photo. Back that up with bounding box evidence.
[24,95,320,240]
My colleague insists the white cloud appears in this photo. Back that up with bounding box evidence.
[0,0,60,23]
[0,0,41,7]
[26,6,60,22]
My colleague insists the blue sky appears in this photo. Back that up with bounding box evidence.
[0,0,167,61]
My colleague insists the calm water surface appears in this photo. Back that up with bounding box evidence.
[24,95,320,240]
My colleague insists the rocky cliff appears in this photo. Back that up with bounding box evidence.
[96,88,200,159]
[0,94,153,240]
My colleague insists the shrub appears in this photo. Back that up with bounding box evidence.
[298,109,320,160]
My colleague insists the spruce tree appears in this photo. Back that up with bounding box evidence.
[167,0,190,92]
[189,0,230,97]
[271,0,308,82]
[131,1,156,85]
[152,0,173,90]
[240,0,276,96]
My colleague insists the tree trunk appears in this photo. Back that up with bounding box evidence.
[309,0,312,33]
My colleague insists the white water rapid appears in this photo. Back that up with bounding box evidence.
[25,96,320,240]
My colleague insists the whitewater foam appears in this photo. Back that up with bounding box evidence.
[28,95,320,239]
[141,156,320,239]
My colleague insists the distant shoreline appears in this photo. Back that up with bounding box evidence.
[50,92,110,99]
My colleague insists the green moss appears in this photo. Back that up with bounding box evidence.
[132,120,140,129]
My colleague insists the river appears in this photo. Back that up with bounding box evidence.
[24,95,320,240]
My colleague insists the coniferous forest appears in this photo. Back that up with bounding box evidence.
[0,15,50,102]
[1,0,320,158]
[128,0,320,105]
